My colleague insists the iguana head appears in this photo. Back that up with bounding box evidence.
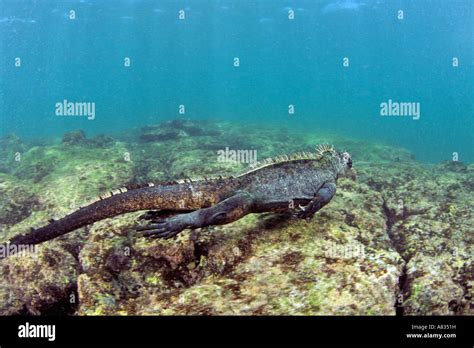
[315,144,353,178]
[336,151,353,176]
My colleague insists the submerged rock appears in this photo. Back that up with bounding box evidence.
[438,160,468,173]
[0,122,471,315]
[139,119,221,143]
[62,130,115,148]
[0,133,28,174]
[0,174,39,227]
[73,176,403,315]
[364,162,473,315]
[62,130,87,146]
[0,243,78,315]
[140,128,187,142]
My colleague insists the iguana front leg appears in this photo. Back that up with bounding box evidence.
[137,191,255,239]
[296,181,336,221]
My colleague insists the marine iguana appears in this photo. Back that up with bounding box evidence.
[3,144,353,253]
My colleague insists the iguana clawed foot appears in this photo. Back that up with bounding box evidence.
[137,215,188,239]
[295,197,323,221]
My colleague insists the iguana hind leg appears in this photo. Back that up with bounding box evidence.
[139,209,192,222]
[137,191,255,239]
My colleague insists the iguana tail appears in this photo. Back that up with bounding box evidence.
[2,179,235,254]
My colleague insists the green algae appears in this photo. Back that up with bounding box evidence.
[0,120,472,315]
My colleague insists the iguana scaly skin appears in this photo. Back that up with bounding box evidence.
[3,145,353,254]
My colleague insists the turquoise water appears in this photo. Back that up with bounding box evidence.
[0,0,472,162]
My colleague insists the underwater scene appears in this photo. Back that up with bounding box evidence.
[0,0,472,317]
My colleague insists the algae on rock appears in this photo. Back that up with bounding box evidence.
[0,120,472,316]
